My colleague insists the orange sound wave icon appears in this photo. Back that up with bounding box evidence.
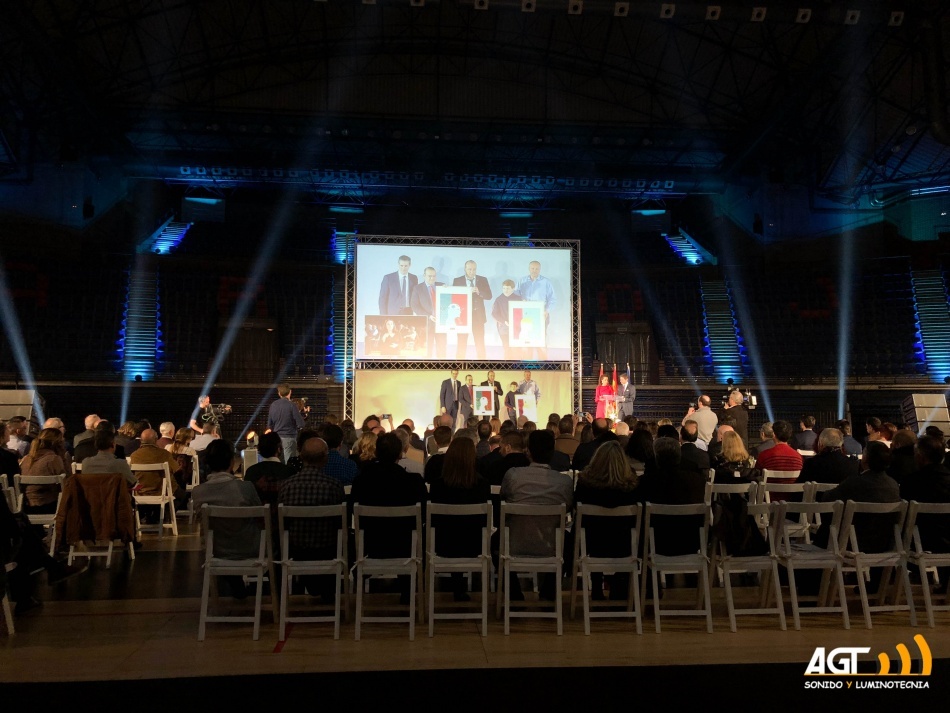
[876,634,932,676]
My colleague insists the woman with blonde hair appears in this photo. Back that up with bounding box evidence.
[574,440,638,600]
[20,427,70,514]
[350,431,378,473]
[712,430,755,483]
[167,426,197,490]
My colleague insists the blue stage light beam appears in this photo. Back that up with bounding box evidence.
[836,229,856,418]
[0,255,45,423]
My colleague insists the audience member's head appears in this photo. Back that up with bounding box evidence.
[393,427,411,455]
[614,422,630,437]
[139,429,159,446]
[500,432,525,454]
[760,421,774,440]
[800,415,816,430]
[558,416,574,436]
[159,422,175,438]
[296,428,320,451]
[680,423,698,443]
[580,441,636,491]
[433,425,453,448]
[836,419,853,437]
[258,432,282,459]
[453,428,478,445]
[721,431,749,463]
[375,433,403,464]
[656,424,679,440]
[863,441,892,472]
[299,436,329,467]
[890,428,917,451]
[118,421,137,438]
[771,420,792,444]
[477,421,492,441]
[522,421,537,434]
[354,432,377,461]
[27,428,64,459]
[817,428,843,452]
[204,440,235,473]
[442,438,478,489]
[590,418,610,438]
[94,428,116,452]
[625,429,654,464]
[172,427,193,449]
[84,414,101,431]
[322,424,344,450]
[526,429,555,465]
[653,437,682,470]
[916,435,946,467]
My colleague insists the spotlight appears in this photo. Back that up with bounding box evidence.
[705,5,721,21]
[888,11,904,27]
[614,1,629,17]
[522,0,535,10]
[751,7,766,22]
[247,431,259,447]
[660,4,675,20]
[795,8,811,23]
[474,0,488,9]
[568,0,583,15]
[844,9,860,25]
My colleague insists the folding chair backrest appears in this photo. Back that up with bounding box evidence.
[781,500,843,553]
[804,481,837,502]
[575,503,641,560]
[758,482,805,505]
[839,500,907,554]
[426,501,492,558]
[353,503,423,559]
[761,469,801,483]
[499,501,567,559]
[905,501,950,552]
[130,463,171,494]
[200,504,271,561]
[643,502,709,557]
[277,503,347,560]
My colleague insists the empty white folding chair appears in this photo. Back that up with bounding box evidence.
[353,503,424,641]
[570,503,642,635]
[904,501,950,628]
[641,502,713,633]
[14,474,65,555]
[131,463,178,539]
[277,503,349,640]
[837,500,916,629]
[198,505,278,641]
[497,502,567,635]
[426,501,492,637]
[777,500,850,630]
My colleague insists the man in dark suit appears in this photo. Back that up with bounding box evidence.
[439,369,462,424]
[680,423,710,474]
[790,414,818,452]
[480,370,504,421]
[453,260,492,360]
[459,374,476,423]
[796,428,859,485]
[410,266,445,358]
[378,254,418,315]
[616,372,636,421]
[571,418,619,471]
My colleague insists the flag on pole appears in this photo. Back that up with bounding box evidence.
[626,362,631,383]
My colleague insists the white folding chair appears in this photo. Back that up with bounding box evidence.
[426,501,492,637]
[837,500,916,629]
[756,482,808,540]
[353,503,424,641]
[198,505,277,641]
[796,450,817,458]
[718,502,786,632]
[131,463,178,539]
[61,472,136,567]
[277,503,349,640]
[641,502,713,633]
[14,474,65,555]
[497,501,566,635]
[761,469,801,485]
[905,501,950,628]
[0,475,17,514]
[570,503,642,635]
[706,482,756,586]
[777,500,850,630]
[2,562,15,636]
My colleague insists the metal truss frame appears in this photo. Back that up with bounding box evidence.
[344,234,581,418]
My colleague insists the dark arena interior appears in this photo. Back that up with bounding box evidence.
[2,1,950,707]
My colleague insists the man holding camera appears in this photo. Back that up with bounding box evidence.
[682,395,718,445]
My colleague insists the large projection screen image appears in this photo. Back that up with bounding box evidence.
[355,243,572,361]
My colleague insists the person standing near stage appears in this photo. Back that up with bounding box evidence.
[616,371,636,422]
[453,260,492,360]
[517,369,541,406]
[481,370,504,420]
[460,374,476,424]
[517,260,556,359]
[411,266,446,359]
[440,369,462,424]
[504,382,518,424]
[595,374,614,420]
[378,254,417,316]
[190,395,213,435]
[491,279,523,359]
[267,383,306,463]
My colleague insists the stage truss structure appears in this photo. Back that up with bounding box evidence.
[342,234,581,419]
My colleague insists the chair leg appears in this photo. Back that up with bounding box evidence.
[279,570,289,641]
[252,571,264,641]
[198,566,211,641]
[723,566,737,633]
[570,560,579,621]
[855,563,873,629]
[786,565,801,631]
[495,559,504,621]
[652,566,661,633]
[555,565,563,636]
[834,565,851,630]
[919,562,935,628]
[481,560,489,637]
[503,561,510,636]
[354,566,363,641]
[631,566,643,635]
[581,563,591,636]
[2,593,14,636]
[333,567,342,641]
[408,568,416,641]
[428,563,436,638]
[771,563,787,631]
[900,562,917,627]
[701,563,713,633]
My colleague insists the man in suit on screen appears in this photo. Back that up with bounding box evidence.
[453,260,492,360]
[410,266,446,358]
[378,254,418,315]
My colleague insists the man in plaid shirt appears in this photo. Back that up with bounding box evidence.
[278,435,345,601]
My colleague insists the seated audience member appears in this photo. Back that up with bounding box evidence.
[501,429,574,601]
[190,423,220,452]
[752,421,775,457]
[423,426,453,484]
[796,428,859,485]
[0,434,20,477]
[656,424,679,441]
[712,430,755,483]
[554,416,580,458]
[191,439,261,598]
[887,428,918,483]
[489,417,502,436]
[817,442,900,553]
[790,415,818,452]
[349,432,428,604]
[397,424,425,465]
[73,414,100,447]
[880,422,898,446]
[278,435,344,602]
[341,420,358,453]
[244,432,292,509]
[574,440,638,601]
[924,426,946,450]
[679,423,710,474]
[572,418,619,471]
[115,421,140,457]
[754,420,803,476]
[5,416,30,456]
[350,432,378,474]
[477,434,504,477]
[75,420,117,462]
[625,429,654,475]
[613,422,631,448]
[130,428,188,511]
[321,424,358,486]
[837,419,864,457]
[401,419,425,451]
[166,426,198,477]
[81,429,135,486]
[475,421,493,459]
[485,431,530,486]
[707,422,734,463]
[522,421,537,435]
[157,422,175,448]
[286,428,320,475]
[428,437,491,601]
[865,417,885,445]
[394,428,424,476]
[19,428,71,514]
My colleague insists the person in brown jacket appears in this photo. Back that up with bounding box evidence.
[20,428,70,514]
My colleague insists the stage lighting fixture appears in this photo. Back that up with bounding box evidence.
[795,8,811,23]
[889,11,904,27]
[474,0,488,9]
[660,4,675,19]
[844,9,860,25]
[705,5,720,20]
[247,431,259,447]
[568,1,583,15]
[522,0,535,11]
[751,7,766,22]
[614,2,629,17]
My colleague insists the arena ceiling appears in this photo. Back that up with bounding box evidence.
[1,0,949,207]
